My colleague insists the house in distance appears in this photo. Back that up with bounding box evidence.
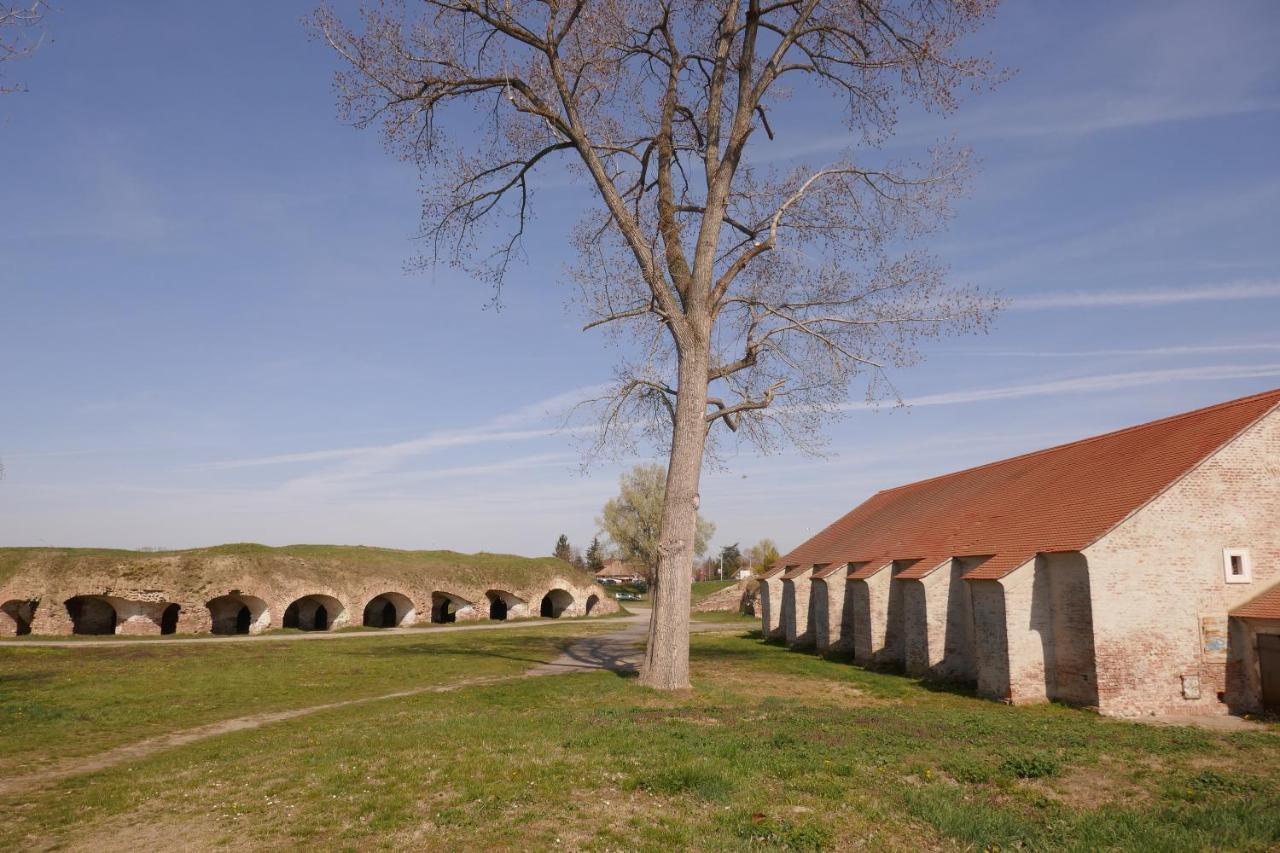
[760,388,1280,719]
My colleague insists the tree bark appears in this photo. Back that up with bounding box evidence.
[638,338,710,690]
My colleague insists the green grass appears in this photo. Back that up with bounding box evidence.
[689,610,758,626]
[690,580,737,604]
[0,623,612,770]
[2,629,1278,850]
[0,543,597,591]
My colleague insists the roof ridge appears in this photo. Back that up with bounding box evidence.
[876,386,1280,496]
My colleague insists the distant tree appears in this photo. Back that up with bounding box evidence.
[746,539,781,575]
[317,1,1001,688]
[585,536,605,574]
[599,463,714,587]
[1,2,48,96]
[719,543,742,579]
[553,534,573,564]
[570,546,587,571]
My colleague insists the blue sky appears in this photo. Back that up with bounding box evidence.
[2,1,1279,556]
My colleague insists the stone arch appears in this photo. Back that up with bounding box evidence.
[585,594,600,616]
[283,594,345,631]
[363,592,415,628]
[65,595,119,635]
[206,593,270,635]
[485,589,526,621]
[431,591,470,624]
[540,588,573,619]
[160,603,181,635]
[0,599,36,636]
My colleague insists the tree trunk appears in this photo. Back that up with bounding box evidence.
[638,341,710,690]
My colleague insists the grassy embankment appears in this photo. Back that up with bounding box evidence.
[2,627,1278,850]
[0,543,600,596]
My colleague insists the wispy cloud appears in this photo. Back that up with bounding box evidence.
[840,364,1280,411]
[1011,280,1280,311]
[196,384,604,472]
[968,343,1280,359]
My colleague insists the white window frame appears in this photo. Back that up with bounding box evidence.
[1222,548,1252,584]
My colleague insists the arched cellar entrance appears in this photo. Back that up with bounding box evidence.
[65,595,119,635]
[0,599,36,636]
[160,603,181,635]
[432,591,470,624]
[206,593,270,635]
[485,590,526,621]
[585,594,600,616]
[540,589,573,619]
[283,594,345,631]
[362,592,415,628]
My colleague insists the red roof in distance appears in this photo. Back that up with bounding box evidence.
[777,389,1280,581]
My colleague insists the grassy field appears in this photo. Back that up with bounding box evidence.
[0,624,613,771]
[2,627,1278,850]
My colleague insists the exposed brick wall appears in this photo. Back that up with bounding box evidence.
[812,570,853,654]
[782,568,815,648]
[850,568,894,666]
[3,574,617,637]
[811,578,831,651]
[970,578,1011,701]
[760,574,786,639]
[1084,409,1280,716]
[904,559,978,682]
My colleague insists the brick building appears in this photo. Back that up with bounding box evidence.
[760,389,1280,718]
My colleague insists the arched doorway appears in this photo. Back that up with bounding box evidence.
[160,603,181,635]
[485,590,526,621]
[65,596,118,635]
[540,589,573,618]
[206,593,270,635]
[0,600,36,636]
[362,592,415,628]
[282,594,345,631]
[585,594,600,616]
[432,591,468,624]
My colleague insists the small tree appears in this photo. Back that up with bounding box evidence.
[746,539,781,574]
[719,543,742,579]
[570,546,587,571]
[600,463,714,586]
[553,534,573,564]
[317,1,1002,688]
[585,536,605,573]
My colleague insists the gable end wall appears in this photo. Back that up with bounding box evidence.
[1083,407,1280,716]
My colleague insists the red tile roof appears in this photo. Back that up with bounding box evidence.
[1232,582,1280,620]
[781,564,813,581]
[777,389,1280,581]
[811,563,842,580]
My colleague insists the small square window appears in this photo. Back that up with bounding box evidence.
[1223,548,1252,584]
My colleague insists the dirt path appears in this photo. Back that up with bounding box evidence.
[0,610,742,797]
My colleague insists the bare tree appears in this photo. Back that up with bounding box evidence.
[315,0,1002,689]
[1,2,48,96]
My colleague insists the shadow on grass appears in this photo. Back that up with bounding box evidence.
[339,632,643,678]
